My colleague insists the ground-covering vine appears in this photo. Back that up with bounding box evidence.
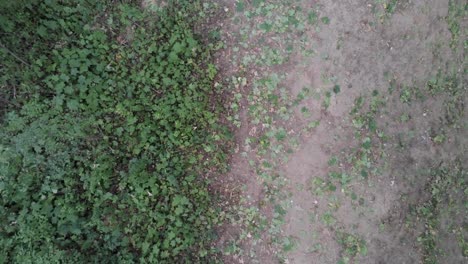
[0,1,229,262]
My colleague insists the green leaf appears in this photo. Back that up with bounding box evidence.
[66,99,80,111]
[236,1,245,12]
[333,84,341,94]
[321,16,330,24]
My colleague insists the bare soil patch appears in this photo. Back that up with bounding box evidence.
[212,0,466,263]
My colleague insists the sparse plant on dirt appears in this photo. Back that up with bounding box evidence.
[336,232,367,264]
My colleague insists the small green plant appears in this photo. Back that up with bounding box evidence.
[400,87,413,103]
[321,16,330,24]
[323,91,332,109]
[309,177,336,196]
[328,156,339,166]
[282,236,297,252]
[384,0,399,15]
[373,0,403,22]
[336,232,367,263]
[308,10,319,25]
[333,84,341,94]
[307,120,321,130]
[321,212,337,226]
[400,113,410,122]
[432,134,446,144]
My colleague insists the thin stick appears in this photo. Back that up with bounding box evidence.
[0,41,31,66]
[0,96,19,107]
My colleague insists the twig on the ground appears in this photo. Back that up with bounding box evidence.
[0,41,31,66]
[0,96,20,107]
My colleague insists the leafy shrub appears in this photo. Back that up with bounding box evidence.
[0,0,227,262]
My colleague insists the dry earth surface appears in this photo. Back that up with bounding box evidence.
[209,0,466,263]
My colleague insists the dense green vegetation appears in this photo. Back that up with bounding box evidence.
[0,0,228,262]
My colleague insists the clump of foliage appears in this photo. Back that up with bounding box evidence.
[336,231,367,264]
[411,161,467,263]
[446,0,467,50]
[426,72,465,127]
[0,0,228,262]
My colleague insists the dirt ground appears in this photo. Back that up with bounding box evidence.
[212,0,466,263]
